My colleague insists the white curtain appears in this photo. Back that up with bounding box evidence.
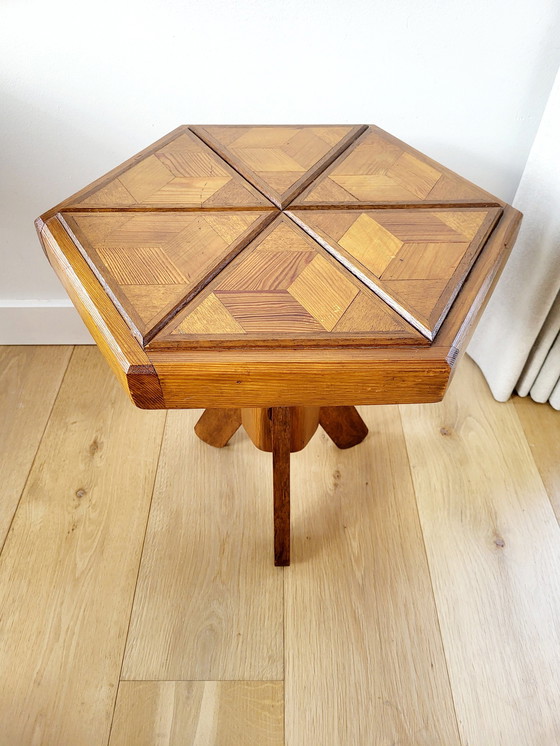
[468,67,560,410]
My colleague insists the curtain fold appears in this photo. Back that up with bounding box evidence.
[468,66,560,410]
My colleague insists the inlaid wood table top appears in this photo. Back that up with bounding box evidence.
[37,125,522,410]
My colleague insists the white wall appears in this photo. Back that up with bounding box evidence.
[1,0,559,342]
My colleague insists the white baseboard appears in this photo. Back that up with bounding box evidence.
[0,301,95,344]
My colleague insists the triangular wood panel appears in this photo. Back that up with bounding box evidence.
[60,210,274,345]
[289,207,502,339]
[191,125,366,208]
[64,129,274,210]
[150,215,426,348]
[293,126,503,208]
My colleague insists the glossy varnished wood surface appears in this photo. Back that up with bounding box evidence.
[61,210,275,345]
[4,348,560,744]
[37,125,521,409]
[152,214,425,348]
[39,217,165,408]
[241,406,320,453]
[63,128,274,211]
[289,206,501,339]
[293,124,505,208]
[192,125,366,207]
[318,406,369,449]
[194,407,242,448]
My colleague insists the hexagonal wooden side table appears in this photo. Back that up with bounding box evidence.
[36,125,522,565]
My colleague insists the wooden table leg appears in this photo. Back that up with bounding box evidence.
[271,407,291,566]
[319,406,369,449]
[195,406,366,565]
[194,408,242,448]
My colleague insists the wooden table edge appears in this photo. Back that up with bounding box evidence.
[38,215,166,409]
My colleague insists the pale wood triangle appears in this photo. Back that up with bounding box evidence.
[191,125,366,207]
[60,210,273,345]
[151,215,425,348]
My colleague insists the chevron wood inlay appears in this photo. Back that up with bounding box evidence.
[64,129,274,210]
[37,124,522,574]
[60,210,274,344]
[151,215,426,348]
[191,125,366,207]
[293,126,504,208]
[37,123,518,384]
[289,207,502,339]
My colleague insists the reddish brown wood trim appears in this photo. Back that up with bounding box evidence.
[435,205,522,352]
[319,406,369,449]
[272,407,291,566]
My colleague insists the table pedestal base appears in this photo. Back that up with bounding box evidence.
[194,406,368,565]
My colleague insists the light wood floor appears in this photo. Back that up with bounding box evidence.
[1,345,560,746]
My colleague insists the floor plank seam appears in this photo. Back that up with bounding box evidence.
[511,398,560,529]
[397,403,463,745]
[105,409,169,746]
[0,345,75,559]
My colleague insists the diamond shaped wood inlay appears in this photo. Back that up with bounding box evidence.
[289,207,502,339]
[65,129,274,210]
[293,126,502,207]
[151,215,425,348]
[192,125,366,207]
[60,210,274,344]
[42,124,507,353]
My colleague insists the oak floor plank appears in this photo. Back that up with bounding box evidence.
[108,681,284,746]
[0,347,166,746]
[514,394,560,522]
[122,410,283,681]
[400,357,560,746]
[284,408,461,745]
[0,345,72,546]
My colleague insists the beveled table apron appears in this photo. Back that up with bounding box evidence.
[36,124,522,565]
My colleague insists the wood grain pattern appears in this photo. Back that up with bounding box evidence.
[241,406,320,453]
[436,205,522,352]
[63,128,274,210]
[289,206,502,339]
[0,346,72,547]
[152,215,425,348]
[284,404,461,745]
[122,408,283,680]
[149,346,451,407]
[146,207,520,408]
[194,408,242,448]
[38,126,187,224]
[400,357,560,746]
[37,125,522,412]
[319,406,369,449]
[108,681,284,746]
[6,348,560,741]
[61,210,275,345]
[38,217,165,408]
[0,347,166,746]
[192,125,366,207]
[514,394,560,523]
[272,407,291,566]
[294,124,504,208]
